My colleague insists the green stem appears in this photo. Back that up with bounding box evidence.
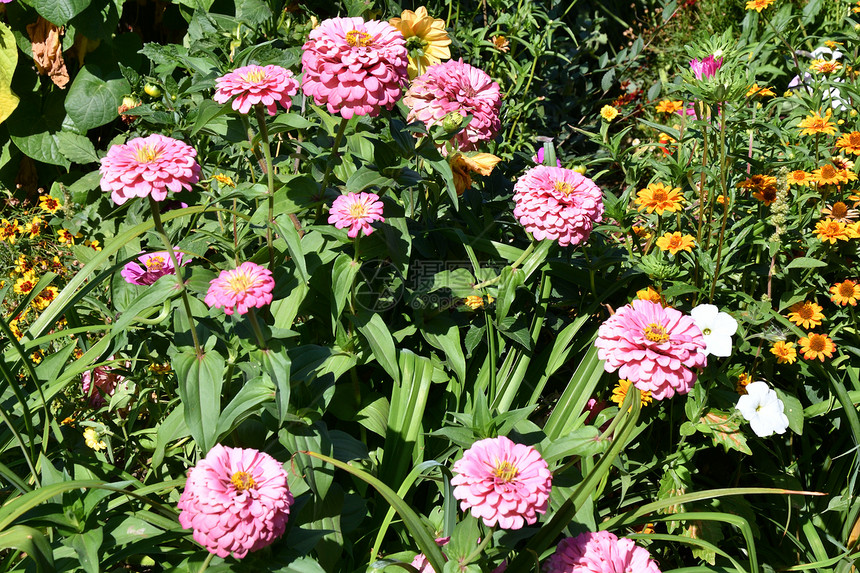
[463,527,495,565]
[709,105,731,302]
[472,240,536,290]
[197,552,215,573]
[254,104,276,270]
[316,117,351,221]
[247,307,268,350]
[149,197,202,357]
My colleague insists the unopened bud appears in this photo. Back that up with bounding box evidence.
[441,112,464,132]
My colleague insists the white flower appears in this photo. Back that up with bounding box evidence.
[736,381,789,437]
[689,304,738,357]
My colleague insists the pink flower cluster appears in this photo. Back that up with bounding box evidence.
[205,262,275,316]
[513,166,604,247]
[689,54,722,79]
[451,435,551,530]
[99,134,200,205]
[328,192,385,238]
[404,59,502,152]
[302,17,408,119]
[214,64,299,115]
[594,300,707,400]
[82,360,126,408]
[121,250,188,286]
[178,445,294,558]
[544,531,661,573]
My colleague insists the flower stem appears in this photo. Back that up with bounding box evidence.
[197,552,215,573]
[149,197,203,358]
[472,239,536,290]
[316,117,351,221]
[254,104,277,270]
[463,527,495,565]
[247,307,268,350]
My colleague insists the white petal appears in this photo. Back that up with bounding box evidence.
[707,335,733,357]
[712,312,738,336]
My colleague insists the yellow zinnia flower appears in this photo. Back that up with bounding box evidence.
[770,341,797,364]
[746,0,775,11]
[815,218,850,243]
[830,280,860,306]
[655,232,695,255]
[600,105,620,122]
[610,379,652,408]
[655,100,683,114]
[389,7,451,78]
[634,182,684,215]
[798,332,836,361]
[84,428,107,451]
[786,301,824,329]
[797,110,837,136]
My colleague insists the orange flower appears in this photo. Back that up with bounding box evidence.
[798,332,836,361]
[821,201,858,222]
[611,379,652,407]
[39,195,62,214]
[746,84,775,97]
[812,164,849,186]
[770,341,797,364]
[745,0,775,11]
[655,100,683,114]
[636,286,665,305]
[786,301,824,329]
[787,170,813,186]
[830,280,860,305]
[815,218,850,243]
[752,185,778,205]
[836,131,860,155]
[490,36,510,53]
[634,182,684,214]
[797,109,837,136]
[736,372,753,394]
[449,152,502,194]
[57,229,81,245]
[655,232,695,254]
[809,59,843,74]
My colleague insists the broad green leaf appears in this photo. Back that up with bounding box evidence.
[174,348,226,453]
[776,390,804,435]
[259,346,291,424]
[67,529,103,573]
[0,526,54,572]
[420,316,466,386]
[345,166,396,193]
[785,257,827,270]
[65,65,130,131]
[7,89,70,167]
[0,480,104,530]
[0,22,19,125]
[27,0,92,25]
[540,426,604,463]
[281,423,334,501]
[330,253,360,332]
[216,375,275,436]
[697,411,752,455]
[354,312,400,384]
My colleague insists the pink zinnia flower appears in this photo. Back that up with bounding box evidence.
[689,54,722,79]
[301,17,408,119]
[451,435,552,530]
[404,59,502,152]
[512,166,604,247]
[99,134,201,205]
[594,299,707,400]
[544,531,661,573]
[328,192,385,238]
[177,445,294,558]
[205,262,275,316]
[214,64,299,115]
[121,250,188,286]
[82,360,126,408]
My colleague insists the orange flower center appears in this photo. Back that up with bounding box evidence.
[668,235,682,249]
[808,335,826,352]
[822,221,842,234]
[553,180,573,195]
[145,256,166,271]
[830,202,848,219]
[838,281,856,296]
[850,133,860,146]
[820,165,837,179]
[650,189,668,202]
[230,471,256,491]
[493,461,519,482]
[134,144,162,163]
[644,323,670,343]
[796,304,814,319]
[241,69,267,83]
[346,30,372,47]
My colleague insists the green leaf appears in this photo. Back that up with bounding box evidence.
[345,166,396,193]
[216,375,275,436]
[259,346,291,424]
[302,451,446,573]
[541,426,604,463]
[174,348,226,453]
[56,131,100,164]
[67,529,102,573]
[7,89,70,167]
[784,257,827,270]
[697,411,752,455]
[775,390,804,435]
[27,0,92,25]
[0,480,104,531]
[354,312,400,384]
[0,22,19,126]
[65,65,130,131]
[330,254,360,332]
[428,158,459,210]
[0,526,54,572]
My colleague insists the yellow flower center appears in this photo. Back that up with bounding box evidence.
[644,323,670,343]
[226,272,254,295]
[145,256,166,272]
[554,180,573,195]
[241,69,267,83]
[230,471,256,491]
[348,203,368,219]
[493,461,518,482]
[346,30,372,47]
[135,144,162,163]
